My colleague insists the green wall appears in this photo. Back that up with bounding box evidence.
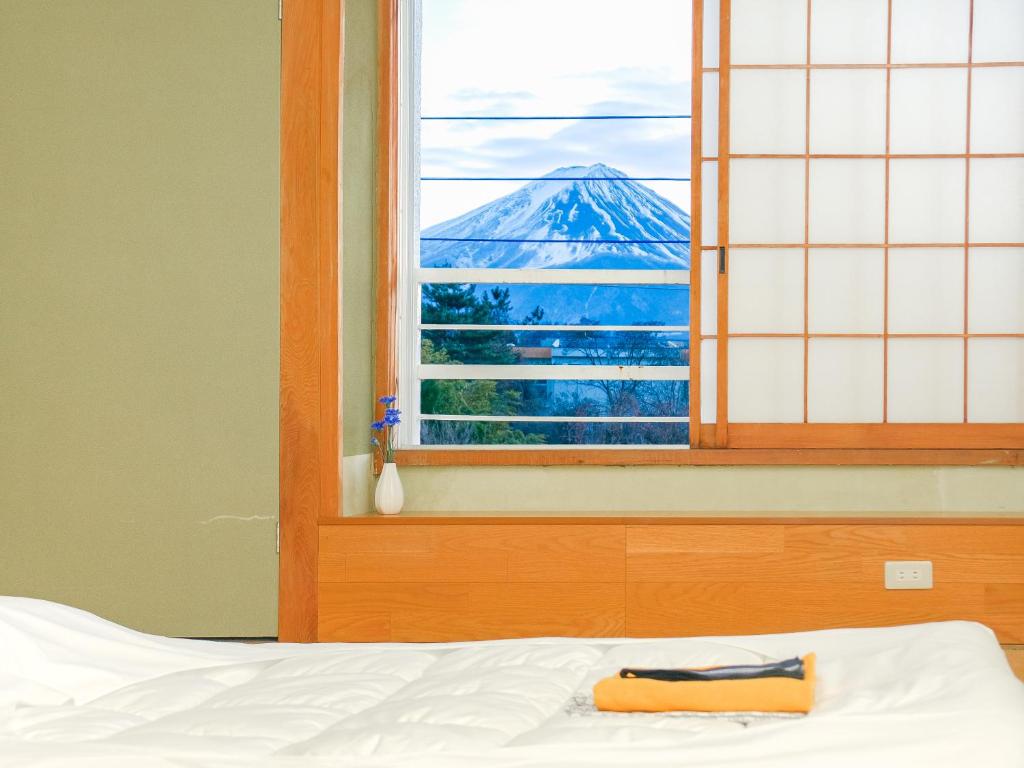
[342,0,377,459]
[339,0,1024,517]
[0,0,1018,641]
[0,1,281,636]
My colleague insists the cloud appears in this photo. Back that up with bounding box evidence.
[451,88,534,101]
[421,106,693,180]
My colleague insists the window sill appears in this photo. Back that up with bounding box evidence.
[393,447,1024,467]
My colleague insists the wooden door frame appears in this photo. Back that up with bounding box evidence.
[280,0,343,642]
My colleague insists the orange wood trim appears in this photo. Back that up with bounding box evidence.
[373,0,400,452]
[719,153,1024,160]
[728,423,1024,450]
[715,0,730,447]
[689,0,703,449]
[320,516,1024,526]
[728,61,1024,70]
[720,242,1024,248]
[391,446,1024,467]
[280,0,343,642]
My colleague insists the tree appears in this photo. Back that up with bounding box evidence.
[419,285,544,446]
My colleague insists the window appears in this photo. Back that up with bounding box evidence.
[717,0,1024,449]
[377,0,1024,460]
[391,0,701,449]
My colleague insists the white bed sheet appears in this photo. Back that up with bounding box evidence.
[1,597,1022,767]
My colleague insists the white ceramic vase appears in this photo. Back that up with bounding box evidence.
[374,462,404,515]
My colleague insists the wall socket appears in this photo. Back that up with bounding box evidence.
[884,561,933,590]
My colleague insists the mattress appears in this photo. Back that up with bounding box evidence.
[1,597,1022,767]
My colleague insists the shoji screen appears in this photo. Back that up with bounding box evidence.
[719,0,1024,449]
[697,0,722,443]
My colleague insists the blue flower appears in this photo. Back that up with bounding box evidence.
[378,395,397,405]
[370,420,385,431]
[383,408,401,426]
[370,435,380,446]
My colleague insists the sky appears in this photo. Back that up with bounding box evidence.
[418,0,694,227]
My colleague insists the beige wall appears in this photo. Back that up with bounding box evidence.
[339,0,1024,517]
[0,1,281,635]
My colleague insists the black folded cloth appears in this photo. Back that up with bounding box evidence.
[619,656,805,683]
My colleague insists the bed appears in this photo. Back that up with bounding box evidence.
[2,598,1022,767]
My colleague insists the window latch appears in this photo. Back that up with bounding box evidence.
[718,246,726,275]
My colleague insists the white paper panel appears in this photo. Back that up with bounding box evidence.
[810,0,888,64]
[702,72,719,157]
[888,248,965,333]
[730,70,806,154]
[701,338,717,424]
[728,338,804,423]
[970,67,1024,154]
[703,0,720,69]
[808,160,886,244]
[808,248,885,333]
[808,338,884,423]
[967,338,1024,422]
[729,160,805,244]
[702,160,718,246]
[891,0,971,64]
[728,249,804,333]
[969,158,1024,243]
[889,159,966,244]
[972,0,1024,63]
[731,0,807,65]
[887,338,964,423]
[701,248,718,335]
[890,69,968,154]
[809,69,886,154]
[968,248,1024,333]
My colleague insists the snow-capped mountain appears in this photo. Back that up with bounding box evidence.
[420,163,691,271]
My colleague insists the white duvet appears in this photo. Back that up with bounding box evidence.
[1,598,1022,767]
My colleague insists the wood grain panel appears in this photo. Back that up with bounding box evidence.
[785,524,1024,555]
[626,582,988,638]
[318,582,625,641]
[320,524,625,583]
[986,585,1024,641]
[629,552,865,583]
[628,525,784,553]
[317,519,1024,643]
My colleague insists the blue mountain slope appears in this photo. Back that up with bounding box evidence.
[420,164,691,326]
[420,163,691,271]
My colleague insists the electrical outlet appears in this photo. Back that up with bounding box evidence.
[885,561,933,590]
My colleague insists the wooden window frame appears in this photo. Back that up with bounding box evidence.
[373,0,1024,467]
[280,0,343,641]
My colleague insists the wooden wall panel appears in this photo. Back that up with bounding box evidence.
[626,523,1024,640]
[319,582,625,642]
[318,524,626,641]
[320,524,625,583]
[317,519,1024,644]
[626,582,988,637]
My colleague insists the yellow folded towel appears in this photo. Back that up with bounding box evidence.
[593,653,815,714]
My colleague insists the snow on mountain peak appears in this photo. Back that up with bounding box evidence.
[421,164,691,270]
